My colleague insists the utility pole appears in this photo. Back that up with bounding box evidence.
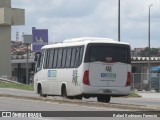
[23,35,32,84]
[148,4,153,91]
[118,0,120,42]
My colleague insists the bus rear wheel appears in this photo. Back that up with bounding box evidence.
[97,95,111,103]
[75,96,82,100]
[68,96,82,100]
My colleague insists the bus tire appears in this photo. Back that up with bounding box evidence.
[97,96,104,102]
[75,96,82,100]
[68,96,82,100]
[62,85,67,99]
[68,96,74,99]
[103,96,111,103]
[39,85,47,97]
[97,95,111,103]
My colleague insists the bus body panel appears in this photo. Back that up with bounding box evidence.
[34,69,59,95]
[89,62,128,87]
[81,85,131,96]
[56,68,83,96]
[34,66,85,96]
[80,63,131,95]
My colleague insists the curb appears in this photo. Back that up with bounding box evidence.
[0,94,160,111]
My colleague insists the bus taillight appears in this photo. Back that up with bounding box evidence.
[125,72,131,87]
[83,70,90,86]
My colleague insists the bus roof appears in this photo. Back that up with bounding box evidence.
[63,37,114,43]
[42,37,130,49]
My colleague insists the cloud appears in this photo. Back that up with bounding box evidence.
[50,0,100,17]
[11,0,160,49]
[13,0,100,18]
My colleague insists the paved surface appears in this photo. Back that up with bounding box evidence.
[135,91,160,99]
[0,97,120,111]
[0,88,160,119]
[0,88,39,97]
[1,88,160,99]
[0,88,160,108]
[0,97,125,120]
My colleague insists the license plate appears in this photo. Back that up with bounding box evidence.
[103,89,111,94]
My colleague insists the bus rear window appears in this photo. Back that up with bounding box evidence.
[84,43,131,64]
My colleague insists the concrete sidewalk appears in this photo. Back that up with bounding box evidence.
[135,91,160,99]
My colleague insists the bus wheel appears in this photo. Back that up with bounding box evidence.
[39,86,47,97]
[97,96,111,103]
[68,96,74,99]
[103,96,111,103]
[62,85,67,99]
[75,96,82,100]
[97,96,104,102]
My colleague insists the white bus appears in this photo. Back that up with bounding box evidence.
[34,37,131,103]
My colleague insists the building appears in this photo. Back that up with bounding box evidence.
[11,41,34,83]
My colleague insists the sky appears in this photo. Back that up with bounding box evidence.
[11,0,160,49]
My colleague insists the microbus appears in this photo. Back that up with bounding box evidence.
[34,37,131,103]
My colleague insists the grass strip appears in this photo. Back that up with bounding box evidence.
[0,81,33,91]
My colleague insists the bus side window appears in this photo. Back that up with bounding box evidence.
[48,49,54,68]
[61,48,67,68]
[57,49,63,68]
[53,49,58,68]
[44,50,50,69]
[66,48,72,68]
[70,48,76,68]
[79,47,84,65]
[35,53,43,72]
[74,47,80,67]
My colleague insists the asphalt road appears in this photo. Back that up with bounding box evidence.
[0,97,120,111]
[0,97,160,120]
[0,88,160,108]
[0,88,160,120]
[87,97,160,107]
[0,97,125,120]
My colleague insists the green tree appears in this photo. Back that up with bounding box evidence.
[140,47,159,57]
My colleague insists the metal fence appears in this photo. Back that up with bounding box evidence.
[132,73,160,92]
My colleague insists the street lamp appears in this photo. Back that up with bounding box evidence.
[148,4,153,91]
[118,0,120,42]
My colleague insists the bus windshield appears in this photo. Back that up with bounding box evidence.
[84,43,131,64]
